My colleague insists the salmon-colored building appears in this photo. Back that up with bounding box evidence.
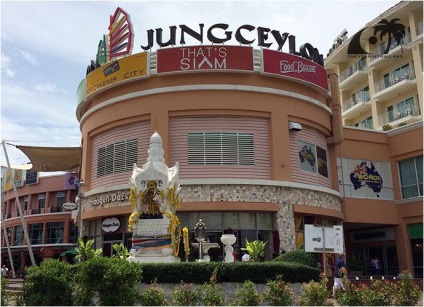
[1,2,422,278]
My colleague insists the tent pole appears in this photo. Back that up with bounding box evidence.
[2,141,37,266]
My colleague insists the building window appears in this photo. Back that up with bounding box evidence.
[399,156,423,199]
[24,196,28,211]
[14,226,23,246]
[29,223,43,245]
[46,222,64,244]
[56,192,66,211]
[69,222,78,244]
[188,132,254,165]
[38,194,45,210]
[97,139,138,177]
[356,116,373,129]
[298,141,328,177]
[392,63,410,83]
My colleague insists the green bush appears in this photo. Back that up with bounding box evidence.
[140,282,168,306]
[297,274,330,306]
[393,271,422,306]
[198,268,225,306]
[1,276,12,306]
[261,274,294,306]
[172,282,201,306]
[22,259,74,306]
[74,257,142,306]
[274,249,318,268]
[229,280,261,306]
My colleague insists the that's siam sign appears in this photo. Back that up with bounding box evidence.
[262,49,328,91]
[157,45,253,73]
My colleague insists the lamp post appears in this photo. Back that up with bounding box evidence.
[194,219,206,261]
[77,181,84,238]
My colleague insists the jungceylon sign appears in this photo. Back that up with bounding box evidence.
[140,23,324,66]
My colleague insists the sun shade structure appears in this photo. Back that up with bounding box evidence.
[16,145,82,172]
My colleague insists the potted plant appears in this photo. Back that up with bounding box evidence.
[347,257,366,277]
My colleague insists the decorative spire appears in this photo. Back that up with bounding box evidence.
[147,131,165,163]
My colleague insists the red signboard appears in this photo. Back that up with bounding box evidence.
[262,49,328,91]
[157,45,253,74]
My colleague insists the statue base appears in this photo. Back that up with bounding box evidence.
[127,217,180,263]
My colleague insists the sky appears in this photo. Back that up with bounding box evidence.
[0,0,400,173]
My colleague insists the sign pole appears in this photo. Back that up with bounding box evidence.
[322,225,327,276]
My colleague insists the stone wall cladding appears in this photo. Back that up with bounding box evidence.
[180,184,342,250]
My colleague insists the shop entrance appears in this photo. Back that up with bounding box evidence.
[353,245,398,276]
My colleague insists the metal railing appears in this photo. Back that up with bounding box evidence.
[418,21,423,36]
[374,67,415,93]
[369,33,412,62]
[342,92,371,112]
[378,102,421,126]
[340,59,367,83]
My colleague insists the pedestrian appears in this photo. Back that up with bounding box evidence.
[2,265,9,278]
[370,255,382,276]
[332,253,347,298]
[242,250,250,262]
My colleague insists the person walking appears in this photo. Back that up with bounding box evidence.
[332,253,347,298]
[2,265,9,278]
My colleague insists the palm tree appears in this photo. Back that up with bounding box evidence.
[75,237,102,262]
[241,239,267,262]
[373,18,405,54]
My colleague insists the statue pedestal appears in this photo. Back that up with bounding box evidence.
[192,242,220,262]
[128,217,179,263]
[221,234,237,263]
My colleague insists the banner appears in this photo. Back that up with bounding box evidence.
[157,45,254,73]
[64,172,78,189]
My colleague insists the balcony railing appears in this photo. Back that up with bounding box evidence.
[342,92,371,112]
[340,59,367,83]
[369,33,412,63]
[374,67,416,93]
[418,21,423,36]
[378,102,421,127]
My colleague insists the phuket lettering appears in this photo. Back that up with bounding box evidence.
[279,60,317,74]
[140,23,324,66]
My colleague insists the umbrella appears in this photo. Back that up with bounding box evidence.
[60,248,77,257]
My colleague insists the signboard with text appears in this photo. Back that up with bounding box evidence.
[157,45,254,74]
[304,225,344,254]
[86,52,149,96]
[262,49,328,91]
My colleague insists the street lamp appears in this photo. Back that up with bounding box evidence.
[77,181,84,238]
[194,219,206,261]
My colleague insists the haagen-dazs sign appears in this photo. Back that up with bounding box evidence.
[262,49,328,91]
[102,217,121,233]
[87,192,130,207]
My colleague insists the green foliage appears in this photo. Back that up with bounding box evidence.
[297,274,330,306]
[140,282,168,306]
[112,242,130,259]
[73,257,142,306]
[347,256,366,271]
[22,259,74,306]
[75,237,102,262]
[274,249,318,268]
[172,282,201,306]
[398,121,407,127]
[241,239,267,262]
[335,277,364,306]
[229,280,261,306]
[393,270,422,306]
[382,123,393,131]
[1,276,12,306]
[198,268,225,306]
[261,274,294,306]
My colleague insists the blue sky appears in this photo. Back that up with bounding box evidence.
[1,0,399,171]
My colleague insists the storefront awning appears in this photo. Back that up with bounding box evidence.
[16,145,82,172]
[60,247,77,257]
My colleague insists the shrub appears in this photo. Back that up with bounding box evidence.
[229,280,261,306]
[74,257,142,306]
[261,274,294,306]
[1,276,12,306]
[22,259,74,306]
[197,268,225,306]
[393,270,422,306]
[75,237,102,262]
[336,277,364,306]
[241,239,267,262]
[172,282,201,306]
[274,249,318,268]
[382,124,392,131]
[140,282,168,306]
[363,279,395,306]
[298,274,330,306]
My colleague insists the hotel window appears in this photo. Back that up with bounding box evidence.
[29,223,43,244]
[46,222,64,244]
[24,196,28,211]
[38,194,46,210]
[188,132,254,165]
[399,156,423,199]
[56,192,66,211]
[97,139,138,177]
[392,63,410,82]
[14,226,23,246]
[298,140,328,177]
[355,116,373,129]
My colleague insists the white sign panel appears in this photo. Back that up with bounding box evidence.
[62,202,77,211]
[304,224,344,254]
[102,217,121,233]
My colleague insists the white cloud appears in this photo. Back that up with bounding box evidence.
[19,50,37,65]
[1,52,15,77]
[31,82,67,94]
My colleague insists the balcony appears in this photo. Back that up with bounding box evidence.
[373,70,416,102]
[342,95,371,120]
[368,34,412,70]
[339,60,368,91]
[378,105,422,128]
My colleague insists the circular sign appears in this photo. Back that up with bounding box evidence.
[63,202,77,211]
[102,217,120,233]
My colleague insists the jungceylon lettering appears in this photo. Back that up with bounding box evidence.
[279,60,317,74]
